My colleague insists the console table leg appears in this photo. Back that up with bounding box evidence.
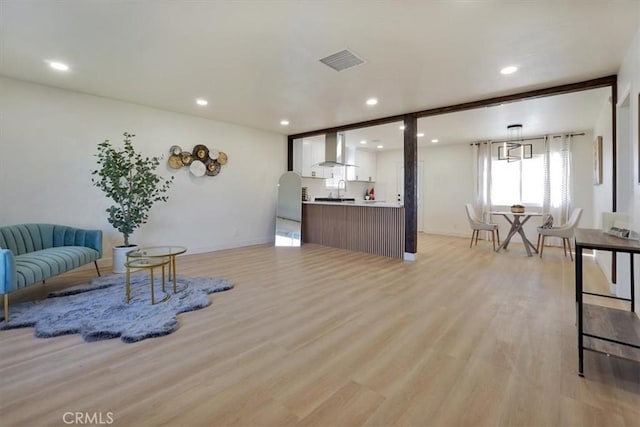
[631,254,635,313]
[576,244,584,377]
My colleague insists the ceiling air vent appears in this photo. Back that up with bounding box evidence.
[319,49,365,72]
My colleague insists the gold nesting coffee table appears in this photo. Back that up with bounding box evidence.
[126,246,188,293]
[125,257,170,305]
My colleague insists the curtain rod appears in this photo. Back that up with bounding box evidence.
[469,132,585,146]
[552,132,585,138]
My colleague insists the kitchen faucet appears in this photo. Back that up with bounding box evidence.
[337,179,347,198]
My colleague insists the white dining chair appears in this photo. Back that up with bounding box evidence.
[465,204,500,251]
[536,208,583,261]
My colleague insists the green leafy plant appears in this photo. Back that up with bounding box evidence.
[91,132,173,246]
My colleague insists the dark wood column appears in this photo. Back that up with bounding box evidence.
[287,136,294,171]
[611,80,618,283]
[404,114,418,257]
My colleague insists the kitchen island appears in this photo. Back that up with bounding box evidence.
[302,201,405,259]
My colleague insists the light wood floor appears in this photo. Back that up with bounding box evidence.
[1,234,638,426]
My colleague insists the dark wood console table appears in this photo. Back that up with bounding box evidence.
[574,228,640,376]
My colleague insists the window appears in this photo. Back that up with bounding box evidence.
[325,166,346,189]
[491,155,544,206]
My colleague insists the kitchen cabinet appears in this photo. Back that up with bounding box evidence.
[302,202,405,258]
[293,138,326,178]
[347,148,376,182]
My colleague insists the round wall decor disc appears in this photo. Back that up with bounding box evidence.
[205,159,220,176]
[217,152,228,165]
[168,154,183,169]
[180,151,193,166]
[189,160,206,177]
[192,144,209,161]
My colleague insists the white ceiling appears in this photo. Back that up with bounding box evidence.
[343,87,610,151]
[0,1,638,136]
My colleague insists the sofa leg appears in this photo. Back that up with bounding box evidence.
[95,261,101,277]
[3,294,8,323]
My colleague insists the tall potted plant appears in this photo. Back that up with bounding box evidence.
[92,132,173,273]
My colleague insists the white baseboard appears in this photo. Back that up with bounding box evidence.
[421,229,470,238]
[95,237,275,269]
[187,237,274,255]
[404,252,417,261]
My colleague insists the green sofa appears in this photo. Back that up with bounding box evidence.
[0,224,102,322]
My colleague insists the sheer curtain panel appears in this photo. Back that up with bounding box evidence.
[472,142,493,239]
[542,134,573,246]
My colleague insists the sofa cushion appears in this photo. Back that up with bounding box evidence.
[15,246,100,289]
[0,224,102,257]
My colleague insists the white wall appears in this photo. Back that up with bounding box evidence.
[592,97,615,281]
[375,149,404,205]
[419,144,473,237]
[571,132,596,230]
[0,77,286,260]
[593,99,615,228]
[613,27,640,307]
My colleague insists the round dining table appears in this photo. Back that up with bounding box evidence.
[492,211,543,256]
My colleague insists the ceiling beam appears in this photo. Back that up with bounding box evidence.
[287,75,617,139]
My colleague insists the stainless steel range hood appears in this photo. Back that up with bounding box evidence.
[318,132,353,167]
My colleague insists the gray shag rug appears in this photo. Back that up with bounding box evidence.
[0,273,233,343]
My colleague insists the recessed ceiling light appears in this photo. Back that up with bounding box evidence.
[500,65,518,75]
[417,133,425,137]
[431,139,439,143]
[399,125,406,130]
[196,98,208,106]
[366,98,378,106]
[377,144,383,149]
[280,119,290,126]
[360,140,367,144]
[48,61,69,71]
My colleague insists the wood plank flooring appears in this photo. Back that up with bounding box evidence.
[0,234,638,426]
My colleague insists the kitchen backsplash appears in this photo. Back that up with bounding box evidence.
[301,177,376,201]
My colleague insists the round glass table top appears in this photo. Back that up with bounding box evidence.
[125,256,170,269]
[127,246,187,258]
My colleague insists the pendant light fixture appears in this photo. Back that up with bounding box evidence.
[498,124,532,162]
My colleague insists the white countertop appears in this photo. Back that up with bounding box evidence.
[304,201,404,208]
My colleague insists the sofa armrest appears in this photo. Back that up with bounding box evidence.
[0,249,17,294]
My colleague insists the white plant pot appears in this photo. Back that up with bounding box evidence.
[112,245,138,274]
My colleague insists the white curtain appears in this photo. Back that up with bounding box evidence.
[472,142,492,237]
[542,134,572,246]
